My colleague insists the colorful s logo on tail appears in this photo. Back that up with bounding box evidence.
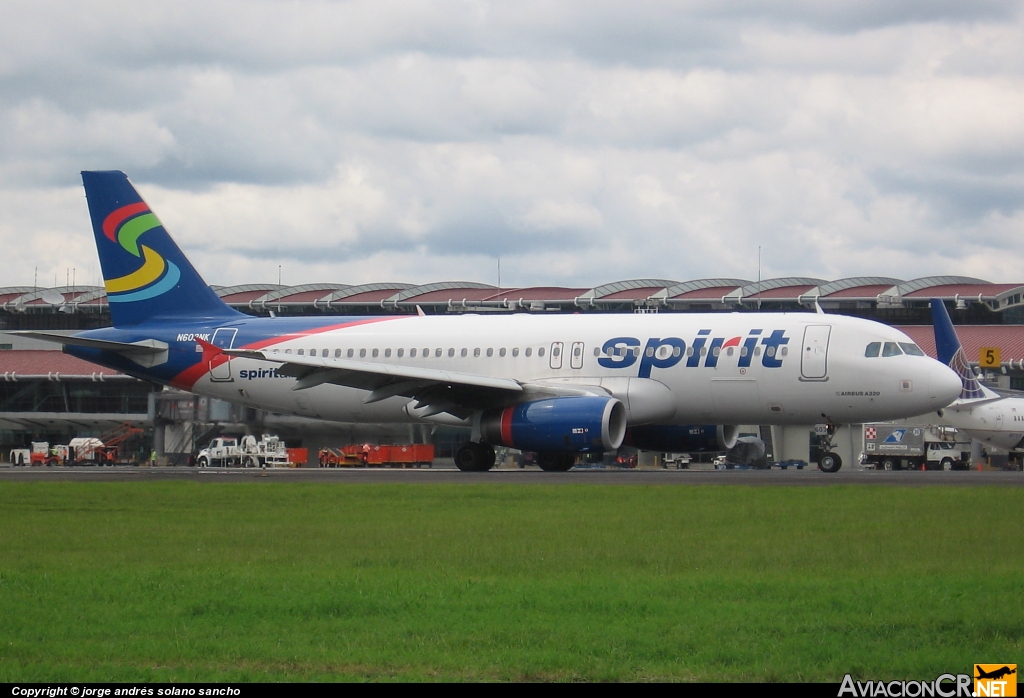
[82,171,240,327]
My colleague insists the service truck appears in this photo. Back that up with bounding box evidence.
[859,424,971,471]
[196,435,291,468]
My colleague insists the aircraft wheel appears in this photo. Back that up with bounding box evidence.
[882,458,897,471]
[941,458,954,471]
[818,451,842,473]
[537,451,576,472]
[454,442,495,472]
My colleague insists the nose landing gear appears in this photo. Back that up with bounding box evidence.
[816,419,843,473]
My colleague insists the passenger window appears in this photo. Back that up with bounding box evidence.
[673,347,681,357]
[899,343,925,356]
[594,347,601,357]
[435,348,442,357]
[474,348,481,357]
[372,348,379,358]
[334,349,341,358]
[686,347,694,357]
[865,342,881,358]
[360,348,366,358]
[322,349,329,357]
[526,347,532,357]
[882,342,903,357]
[423,348,429,357]
[726,347,734,356]
[500,348,506,357]
[385,348,391,358]
[781,347,788,356]
[766,346,775,357]
[754,346,761,356]
[298,349,304,356]
[645,347,655,357]
[285,349,292,354]
[713,346,721,357]
[513,348,519,357]
[397,348,404,358]
[347,348,354,358]
[461,348,468,357]
[487,348,493,357]
[448,348,455,357]
[538,347,545,357]
[410,348,417,357]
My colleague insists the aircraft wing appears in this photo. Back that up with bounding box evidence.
[224,348,605,418]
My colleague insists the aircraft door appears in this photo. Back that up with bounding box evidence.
[800,325,831,380]
[549,342,563,370]
[570,342,584,369]
[210,327,238,382]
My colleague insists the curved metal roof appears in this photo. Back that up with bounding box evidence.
[321,283,415,302]
[654,279,750,299]
[579,279,680,301]
[252,283,349,305]
[812,277,904,298]
[893,276,989,296]
[387,282,496,303]
[725,277,827,300]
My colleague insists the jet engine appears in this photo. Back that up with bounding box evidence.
[623,424,739,453]
[480,396,626,452]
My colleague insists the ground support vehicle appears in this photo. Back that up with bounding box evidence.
[319,444,435,468]
[318,447,366,467]
[772,460,807,469]
[197,435,293,467]
[662,453,692,469]
[239,434,290,468]
[860,424,970,471]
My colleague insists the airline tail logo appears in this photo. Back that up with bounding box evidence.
[102,203,181,303]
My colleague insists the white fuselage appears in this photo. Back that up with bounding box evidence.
[941,397,1024,451]
[188,312,961,427]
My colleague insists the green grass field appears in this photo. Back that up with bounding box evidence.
[0,481,1021,681]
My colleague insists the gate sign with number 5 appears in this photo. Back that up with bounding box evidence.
[979,346,1001,368]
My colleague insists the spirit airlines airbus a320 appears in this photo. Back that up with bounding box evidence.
[19,172,963,472]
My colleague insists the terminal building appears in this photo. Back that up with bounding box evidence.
[3,275,1024,467]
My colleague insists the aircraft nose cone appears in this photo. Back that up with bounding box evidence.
[928,362,962,407]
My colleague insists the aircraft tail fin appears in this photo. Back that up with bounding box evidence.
[930,298,992,400]
[81,171,241,327]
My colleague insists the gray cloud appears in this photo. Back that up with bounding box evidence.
[1,0,1024,289]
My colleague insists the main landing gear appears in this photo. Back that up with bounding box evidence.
[454,442,496,472]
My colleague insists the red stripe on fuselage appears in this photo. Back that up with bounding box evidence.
[102,202,150,243]
[169,317,401,391]
[500,405,514,447]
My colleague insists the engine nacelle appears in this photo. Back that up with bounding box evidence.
[624,424,739,453]
[481,397,626,452]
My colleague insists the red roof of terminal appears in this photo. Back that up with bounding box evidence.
[219,290,271,303]
[404,288,497,302]
[484,287,588,301]
[671,286,741,300]
[824,285,895,299]
[747,285,816,299]
[896,326,1024,362]
[602,287,669,300]
[331,289,403,303]
[0,350,127,377]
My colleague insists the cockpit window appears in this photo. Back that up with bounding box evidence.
[881,342,903,357]
[864,342,881,358]
[898,342,925,357]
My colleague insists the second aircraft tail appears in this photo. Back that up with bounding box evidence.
[930,298,994,401]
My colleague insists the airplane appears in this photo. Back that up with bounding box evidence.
[17,171,963,472]
[931,298,1024,452]
[975,666,1016,681]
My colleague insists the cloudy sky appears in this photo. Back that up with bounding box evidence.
[2,0,1023,291]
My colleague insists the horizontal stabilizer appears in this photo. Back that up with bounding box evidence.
[10,331,168,356]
